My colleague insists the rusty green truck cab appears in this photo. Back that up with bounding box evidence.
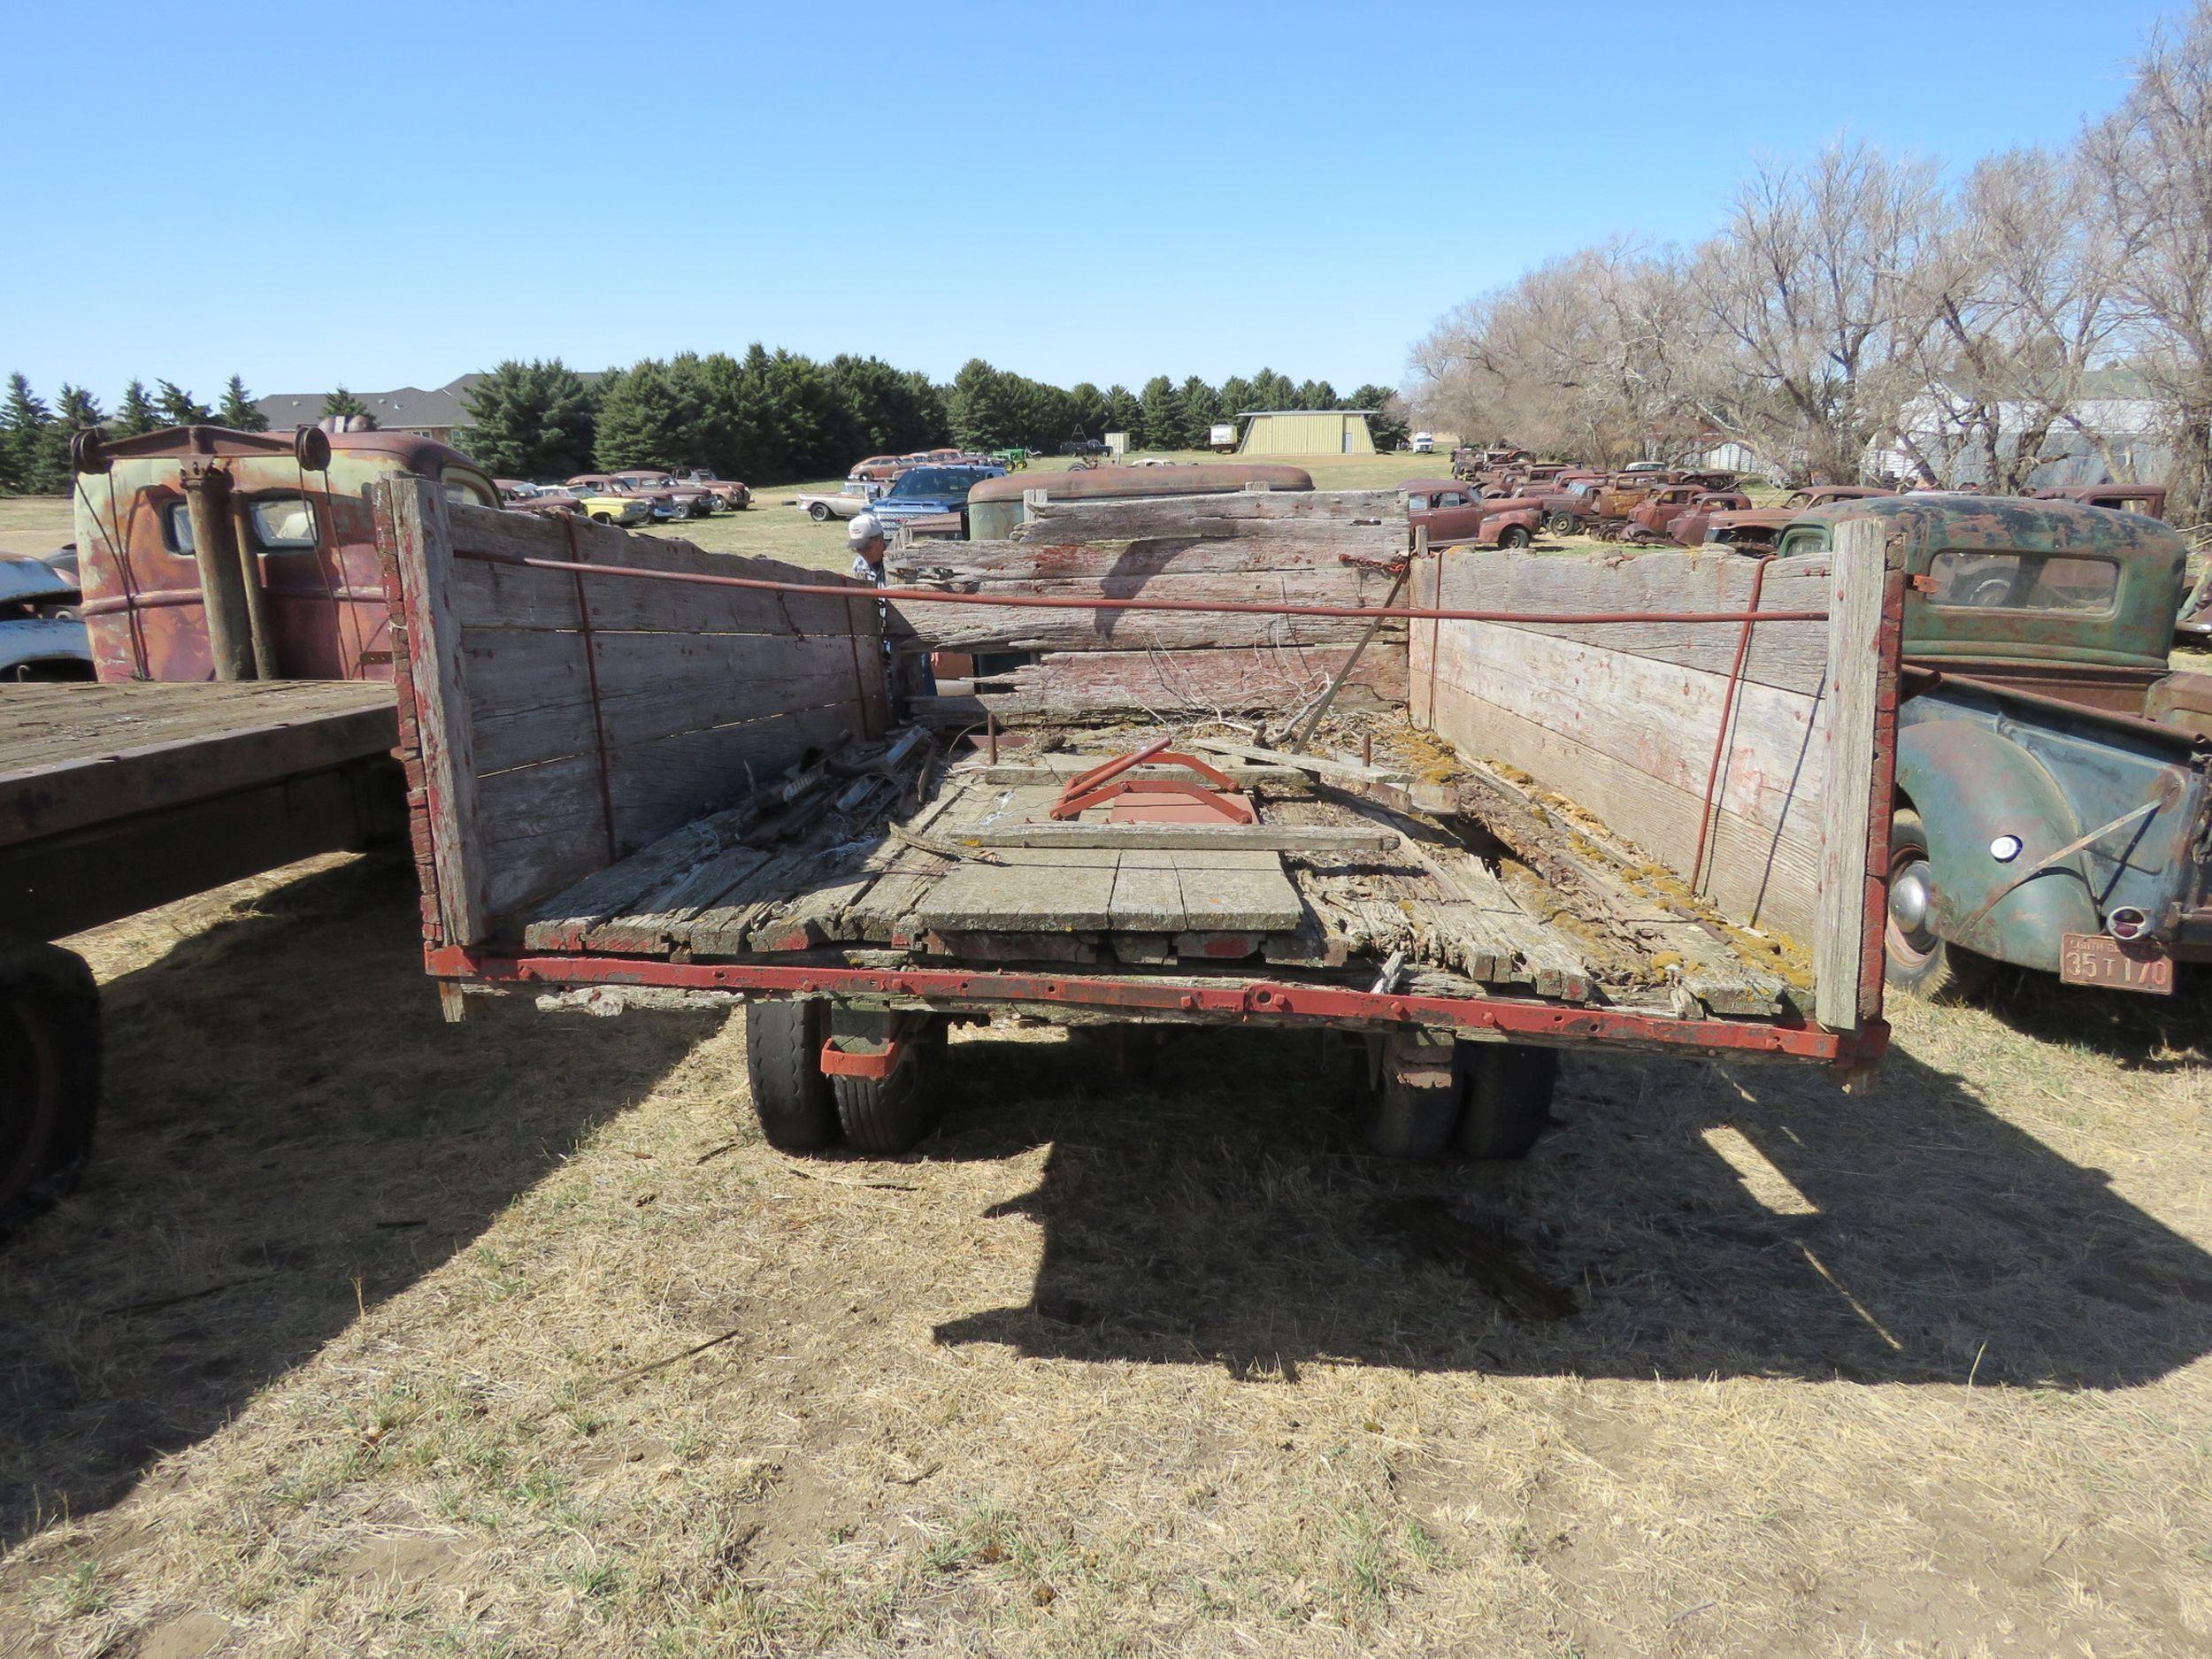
[1776,495,2210,994]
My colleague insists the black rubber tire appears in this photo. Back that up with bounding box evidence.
[1884,806,1989,1000]
[1497,524,1533,549]
[743,999,838,1151]
[1362,1073,1462,1156]
[1555,514,1582,537]
[808,501,833,522]
[833,1020,947,1156]
[590,511,613,524]
[1453,1042,1556,1160]
[0,939,101,1223]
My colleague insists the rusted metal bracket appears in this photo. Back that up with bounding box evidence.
[820,1035,902,1079]
[1048,736,1256,824]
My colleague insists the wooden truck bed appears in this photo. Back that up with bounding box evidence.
[376,480,1894,1071]
[510,712,1797,1026]
[0,680,398,940]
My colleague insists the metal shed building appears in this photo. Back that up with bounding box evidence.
[1237,410,1377,456]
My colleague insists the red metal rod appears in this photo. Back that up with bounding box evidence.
[1063,733,1175,796]
[1690,555,1774,893]
[449,547,1824,628]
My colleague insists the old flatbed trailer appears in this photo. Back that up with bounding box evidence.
[0,681,399,1212]
[376,480,1897,1161]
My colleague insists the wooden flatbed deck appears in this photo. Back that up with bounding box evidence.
[1,681,399,939]
[516,716,1801,1025]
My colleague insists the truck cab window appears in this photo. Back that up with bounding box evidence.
[1930,550,2118,613]
[442,472,498,510]
[162,496,319,554]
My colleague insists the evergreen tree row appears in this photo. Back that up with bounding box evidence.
[0,373,265,495]
[0,354,1406,496]
[948,360,1407,455]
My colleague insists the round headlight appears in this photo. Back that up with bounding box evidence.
[1989,834,2023,863]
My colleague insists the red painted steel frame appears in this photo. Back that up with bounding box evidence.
[425,946,1886,1071]
[450,547,1824,629]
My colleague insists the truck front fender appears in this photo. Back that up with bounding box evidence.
[1896,719,2101,972]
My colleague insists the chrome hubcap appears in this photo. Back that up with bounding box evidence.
[1888,859,1936,954]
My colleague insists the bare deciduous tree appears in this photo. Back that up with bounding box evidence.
[1686,142,1941,484]
[2090,1,2212,519]
[1901,147,2124,492]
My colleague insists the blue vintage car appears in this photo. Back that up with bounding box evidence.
[864,464,1006,534]
[0,553,90,680]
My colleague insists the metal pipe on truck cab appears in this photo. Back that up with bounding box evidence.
[180,465,255,680]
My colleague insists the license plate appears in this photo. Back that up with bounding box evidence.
[2059,932,2175,995]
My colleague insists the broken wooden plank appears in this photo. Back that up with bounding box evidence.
[581,843,774,955]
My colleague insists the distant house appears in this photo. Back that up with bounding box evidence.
[1238,410,1377,457]
[255,374,488,447]
[1875,367,2171,489]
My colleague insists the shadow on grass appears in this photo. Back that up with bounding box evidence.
[926,1025,2212,1388]
[1971,959,2212,1071]
[0,856,718,1544]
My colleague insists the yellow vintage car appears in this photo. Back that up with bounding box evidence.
[534,484,651,526]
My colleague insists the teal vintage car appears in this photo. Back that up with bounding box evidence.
[1772,495,2209,997]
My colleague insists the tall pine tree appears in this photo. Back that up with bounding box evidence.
[1136,376,1184,451]
[1,374,65,495]
[1102,384,1141,442]
[112,380,159,436]
[1179,377,1221,446]
[219,375,268,430]
[459,359,599,478]
[156,380,212,425]
[56,384,104,432]
[320,386,373,427]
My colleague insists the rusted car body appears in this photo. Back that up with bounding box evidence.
[1623,485,1748,544]
[1661,490,1755,548]
[1777,496,2212,995]
[71,425,498,683]
[1695,485,1893,550]
[497,480,585,519]
[669,469,751,511]
[2031,483,2168,520]
[1402,480,1542,549]
[610,472,718,518]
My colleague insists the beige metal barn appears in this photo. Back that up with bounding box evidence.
[1236,410,1377,456]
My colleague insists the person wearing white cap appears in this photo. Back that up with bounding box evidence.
[848,511,888,586]
[844,510,934,696]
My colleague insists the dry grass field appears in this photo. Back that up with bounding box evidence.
[0,846,2208,1658]
[0,495,77,554]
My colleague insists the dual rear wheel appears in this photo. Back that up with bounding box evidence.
[1362,1040,1557,1161]
[744,1000,948,1156]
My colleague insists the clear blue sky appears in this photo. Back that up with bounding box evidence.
[3,0,2177,406]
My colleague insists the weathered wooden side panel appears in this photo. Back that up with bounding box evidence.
[892,489,1412,718]
[1411,542,1890,964]
[377,488,887,929]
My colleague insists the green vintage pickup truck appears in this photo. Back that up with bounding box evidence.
[1775,495,2208,997]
